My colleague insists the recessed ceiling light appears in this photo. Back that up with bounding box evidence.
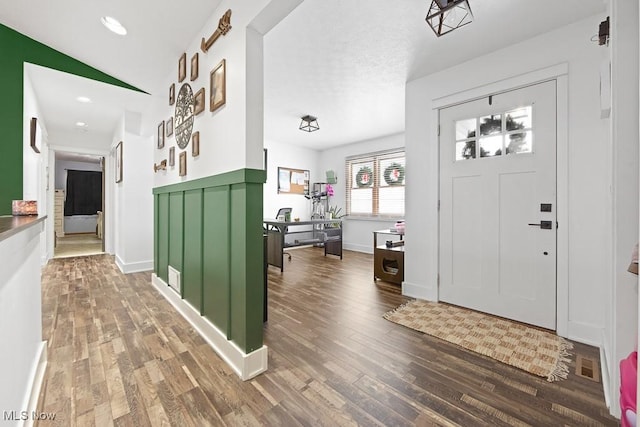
[76,96,92,103]
[101,16,127,36]
[76,122,87,127]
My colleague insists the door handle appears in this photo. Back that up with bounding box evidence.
[528,221,553,230]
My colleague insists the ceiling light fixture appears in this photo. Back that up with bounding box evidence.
[425,0,473,37]
[299,115,319,132]
[101,16,127,36]
[76,96,92,103]
[76,121,87,127]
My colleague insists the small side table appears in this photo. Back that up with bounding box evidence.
[373,229,405,285]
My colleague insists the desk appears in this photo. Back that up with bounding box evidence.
[373,229,404,284]
[264,218,342,271]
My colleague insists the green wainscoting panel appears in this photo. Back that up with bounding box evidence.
[157,193,170,282]
[229,182,265,353]
[168,192,185,295]
[0,24,142,215]
[183,189,204,313]
[153,168,266,355]
[202,186,230,333]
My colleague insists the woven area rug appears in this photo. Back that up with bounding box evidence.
[383,299,573,382]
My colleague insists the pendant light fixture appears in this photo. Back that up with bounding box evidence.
[426,0,473,37]
[299,115,319,132]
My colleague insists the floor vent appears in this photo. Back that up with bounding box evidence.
[575,355,600,382]
[168,266,181,294]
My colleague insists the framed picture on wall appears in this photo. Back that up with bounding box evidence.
[115,141,123,183]
[194,88,205,115]
[30,117,40,153]
[191,52,199,81]
[192,131,200,157]
[179,152,187,176]
[178,53,187,82]
[157,121,165,149]
[166,117,174,137]
[169,83,175,105]
[169,147,175,167]
[210,58,226,112]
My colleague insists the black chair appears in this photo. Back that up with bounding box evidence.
[276,208,292,261]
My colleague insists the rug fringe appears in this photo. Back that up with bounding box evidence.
[382,299,415,320]
[547,337,574,382]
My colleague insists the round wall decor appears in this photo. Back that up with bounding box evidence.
[356,166,373,187]
[383,162,405,185]
[174,83,194,149]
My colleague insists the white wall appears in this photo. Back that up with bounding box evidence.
[318,133,405,253]
[405,15,610,343]
[23,70,50,263]
[152,0,274,189]
[111,114,154,274]
[609,0,639,418]
[263,139,320,220]
[0,221,46,423]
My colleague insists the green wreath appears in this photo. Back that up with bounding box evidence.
[355,166,373,187]
[383,162,405,185]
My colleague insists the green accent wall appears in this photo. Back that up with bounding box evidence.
[0,23,142,215]
[154,169,266,354]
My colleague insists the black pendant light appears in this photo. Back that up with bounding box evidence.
[299,115,319,132]
[426,0,473,37]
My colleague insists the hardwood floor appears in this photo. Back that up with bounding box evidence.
[36,248,617,426]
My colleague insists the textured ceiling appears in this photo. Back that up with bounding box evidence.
[263,0,607,150]
[3,0,607,152]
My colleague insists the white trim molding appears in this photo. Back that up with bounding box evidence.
[115,256,154,274]
[151,274,268,380]
[23,342,47,427]
[402,281,438,301]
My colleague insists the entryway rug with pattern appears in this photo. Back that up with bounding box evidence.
[383,299,573,382]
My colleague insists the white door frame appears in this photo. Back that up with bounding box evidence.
[432,63,569,337]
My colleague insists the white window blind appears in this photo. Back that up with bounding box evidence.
[345,149,405,217]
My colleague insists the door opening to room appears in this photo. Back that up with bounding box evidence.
[53,152,105,258]
[438,80,557,330]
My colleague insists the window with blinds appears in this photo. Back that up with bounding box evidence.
[345,149,405,217]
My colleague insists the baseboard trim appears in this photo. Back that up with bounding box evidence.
[116,256,154,274]
[23,341,47,427]
[343,243,372,254]
[402,281,438,301]
[566,321,602,347]
[151,274,268,380]
[600,345,611,411]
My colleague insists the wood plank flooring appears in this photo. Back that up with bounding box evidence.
[36,249,617,426]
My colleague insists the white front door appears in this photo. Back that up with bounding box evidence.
[439,80,557,329]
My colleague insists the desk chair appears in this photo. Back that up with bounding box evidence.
[276,207,292,261]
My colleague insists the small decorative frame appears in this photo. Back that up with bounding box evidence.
[179,152,187,176]
[192,132,200,157]
[169,147,175,167]
[210,59,226,112]
[169,83,175,105]
[166,117,174,137]
[30,117,40,153]
[190,53,199,81]
[157,121,165,149]
[194,88,205,115]
[115,141,123,183]
[178,53,187,82]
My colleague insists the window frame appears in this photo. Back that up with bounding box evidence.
[345,148,405,218]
